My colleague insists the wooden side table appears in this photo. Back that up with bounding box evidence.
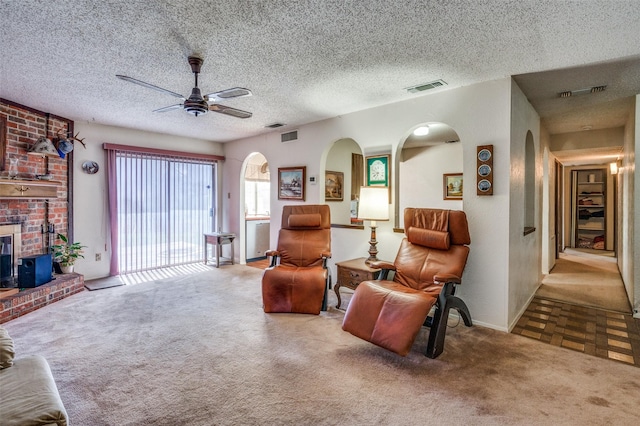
[204,232,236,267]
[334,257,381,309]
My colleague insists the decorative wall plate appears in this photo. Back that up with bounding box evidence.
[478,149,492,162]
[82,161,99,174]
[478,179,492,192]
[478,164,491,177]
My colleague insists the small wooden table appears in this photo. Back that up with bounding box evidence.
[204,232,235,267]
[334,257,381,309]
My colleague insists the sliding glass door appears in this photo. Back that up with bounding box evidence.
[115,151,215,273]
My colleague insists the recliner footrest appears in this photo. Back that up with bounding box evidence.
[342,280,439,356]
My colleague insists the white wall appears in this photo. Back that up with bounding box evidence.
[325,138,361,224]
[71,122,223,280]
[635,95,640,317]
[619,96,638,316]
[223,78,515,330]
[398,143,463,217]
[550,127,624,151]
[508,80,542,329]
[540,125,556,274]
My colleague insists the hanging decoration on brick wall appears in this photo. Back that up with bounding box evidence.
[52,128,86,159]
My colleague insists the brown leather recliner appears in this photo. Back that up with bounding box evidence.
[262,205,332,314]
[342,208,472,358]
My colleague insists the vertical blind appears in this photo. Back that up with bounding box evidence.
[105,144,221,275]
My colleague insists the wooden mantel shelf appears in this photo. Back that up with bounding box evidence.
[0,178,60,199]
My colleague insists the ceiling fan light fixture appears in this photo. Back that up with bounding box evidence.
[117,55,252,119]
[184,87,209,116]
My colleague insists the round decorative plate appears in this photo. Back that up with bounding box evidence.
[478,149,492,162]
[478,179,492,192]
[82,161,99,174]
[478,164,491,177]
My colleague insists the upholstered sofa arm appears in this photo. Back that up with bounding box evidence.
[0,355,68,426]
[433,273,461,284]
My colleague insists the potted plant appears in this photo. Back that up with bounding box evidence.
[52,233,85,273]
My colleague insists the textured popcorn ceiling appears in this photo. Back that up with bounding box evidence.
[1,1,639,145]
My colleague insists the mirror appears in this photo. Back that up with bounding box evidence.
[324,138,364,227]
[396,122,463,229]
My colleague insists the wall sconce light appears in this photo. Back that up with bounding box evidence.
[357,186,389,264]
[610,162,618,175]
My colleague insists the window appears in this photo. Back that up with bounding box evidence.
[106,145,220,274]
[245,181,270,216]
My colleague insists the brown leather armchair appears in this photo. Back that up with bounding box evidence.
[342,208,472,358]
[262,205,332,314]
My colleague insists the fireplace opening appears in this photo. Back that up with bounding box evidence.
[0,224,22,287]
[0,235,12,284]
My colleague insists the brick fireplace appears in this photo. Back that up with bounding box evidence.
[1,99,82,322]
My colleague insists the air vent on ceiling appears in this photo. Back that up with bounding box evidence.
[281,130,298,143]
[405,79,447,94]
[558,85,607,98]
[265,123,285,129]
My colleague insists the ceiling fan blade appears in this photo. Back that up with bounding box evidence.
[204,87,252,101]
[116,75,185,99]
[153,104,184,113]
[209,104,252,119]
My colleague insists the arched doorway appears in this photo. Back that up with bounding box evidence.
[394,122,462,229]
[242,152,271,264]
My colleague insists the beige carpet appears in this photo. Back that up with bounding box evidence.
[537,249,631,313]
[4,265,640,425]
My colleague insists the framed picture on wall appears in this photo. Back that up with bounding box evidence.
[325,170,344,201]
[278,166,306,201]
[365,154,390,187]
[443,173,463,200]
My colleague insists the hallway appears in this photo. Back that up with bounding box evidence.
[513,249,639,366]
[536,248,631,313]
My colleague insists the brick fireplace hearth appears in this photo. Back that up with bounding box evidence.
[0,273,84,323]
[2,95,77,322]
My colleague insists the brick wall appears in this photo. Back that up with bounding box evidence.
[0,100,71,255]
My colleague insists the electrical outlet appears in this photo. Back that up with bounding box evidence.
[95,253,101,261]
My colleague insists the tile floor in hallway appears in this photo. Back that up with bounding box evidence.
[512,297,640,367]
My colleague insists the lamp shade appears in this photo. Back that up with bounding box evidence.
[29,137,59,157]
[357,187,389,221]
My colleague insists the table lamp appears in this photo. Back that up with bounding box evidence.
[357,186,389,264]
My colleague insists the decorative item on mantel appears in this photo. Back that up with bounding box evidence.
[51,234,85,274]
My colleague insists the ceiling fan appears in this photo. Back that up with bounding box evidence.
[116,55,252,118]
